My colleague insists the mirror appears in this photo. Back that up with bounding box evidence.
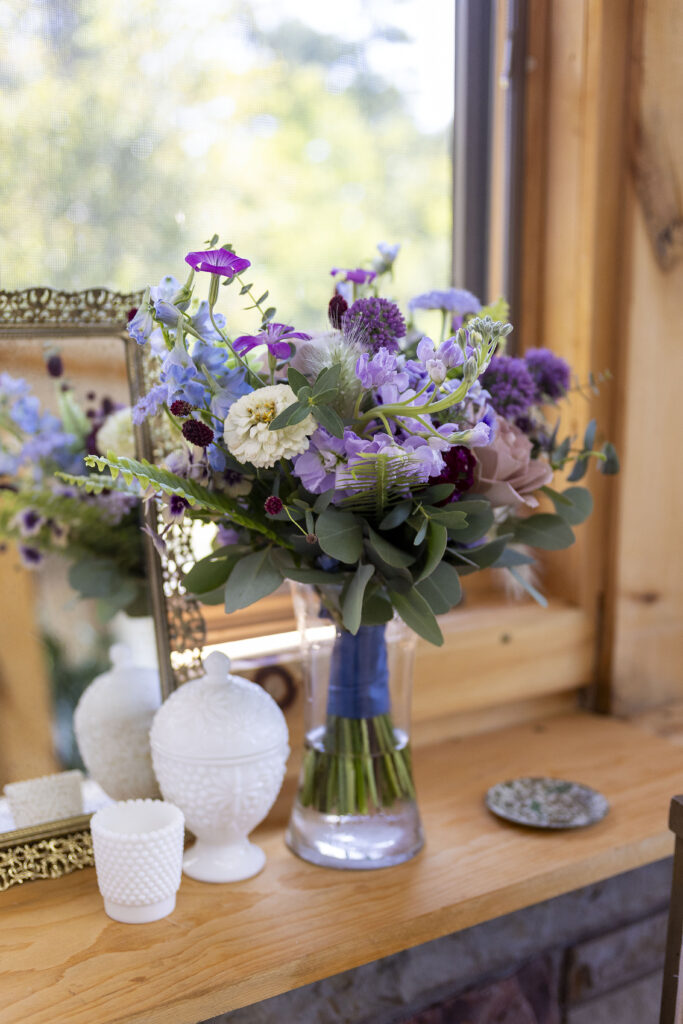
[0,288,156,883]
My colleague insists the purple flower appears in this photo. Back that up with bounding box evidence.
[142,524,167,558]
[234,323,310,361]
[292,428,347,494]
[18,545,44,568]
[161,494,190,525]
[128,304,155,346]
[428,445,477,500]
[409,288,481,314]
[524,348,571,401]
[132,384,169,425]
[216,524,240,546]
[191,301,226,341]
[342,297,406,354]
[185,249,251,278]
[416,336,464,370]
[328,294,348,329]
[264,495,284,515]
[0,373,30,399]
[153,300,183,326]
[46,354,64,378]
[355,349,404,390]
[481,356,537,419]
[10,395,41,433]
[209,369,251,419]
[330,267,377,285]
[14,508,44,537]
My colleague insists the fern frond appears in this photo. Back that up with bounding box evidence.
[85,451,282,542]
[337,451,420,516]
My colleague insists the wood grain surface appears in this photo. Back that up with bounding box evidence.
[0,712,680,1024]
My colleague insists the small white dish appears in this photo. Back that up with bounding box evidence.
[90,799,184,923]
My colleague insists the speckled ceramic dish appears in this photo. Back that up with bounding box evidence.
[485,777,609,829]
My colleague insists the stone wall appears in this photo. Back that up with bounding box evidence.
[205,858,671,1024]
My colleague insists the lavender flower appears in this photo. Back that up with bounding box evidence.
[481,356,537,419]
[356,349,402,390]
[185,248,251,277]
[293,428,347,493]
[409,288,481,314]
[343,297,406,354]
[525,348,571,401]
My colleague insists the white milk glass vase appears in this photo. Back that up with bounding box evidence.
[285,584,424,870]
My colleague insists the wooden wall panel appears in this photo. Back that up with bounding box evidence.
[610,0,683,713]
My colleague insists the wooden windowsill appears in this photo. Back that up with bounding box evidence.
[1,711,681,1024]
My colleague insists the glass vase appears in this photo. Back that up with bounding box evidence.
[285,584,424,869]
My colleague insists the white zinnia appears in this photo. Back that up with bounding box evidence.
[224,384,315,468]
[96,407,136,459]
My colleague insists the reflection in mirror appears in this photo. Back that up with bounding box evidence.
[0,327,159,842]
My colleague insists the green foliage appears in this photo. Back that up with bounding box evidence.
[315,508,364,563]
[415,561,462,614]
[223,549,283,613]
[543,485,593,525]
[389,587,444,646]
[341,563,375,634]
[512,514,575,550]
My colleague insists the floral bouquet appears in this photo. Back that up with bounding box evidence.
[0,357,147,618]
[81,239,617,862]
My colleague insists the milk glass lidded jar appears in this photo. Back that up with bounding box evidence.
[150,651,290,882]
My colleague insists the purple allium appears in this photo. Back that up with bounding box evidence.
[185,248,251,278]
[328,294,348,329]
[409,288,481,314]
[342,297,406,355]
[46,353,63,378]
[480,356,537,419]
[330,267,377,285]
[234,323,309,361]
[429,445,477,501]
[264,495,284,516]
[182,419,215,448]
[170,399,193,417]
[524,348,571,402]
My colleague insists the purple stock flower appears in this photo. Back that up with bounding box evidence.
[330,267,377,285]
[234,323,310,361]
[355,349,405,390]
[343,297,406,355]
[293,428,347,494]
[524,348,571,401]
[185,249,251,277]
[481,356,537,419]
[409,288,481,314]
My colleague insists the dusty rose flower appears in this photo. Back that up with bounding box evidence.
[472,415,552,509]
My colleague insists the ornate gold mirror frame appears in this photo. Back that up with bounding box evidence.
[0,286,145,890]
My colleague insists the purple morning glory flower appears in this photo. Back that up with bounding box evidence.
[330,267,377,285]
[234,323,310,361]
[409,288,481,314]
[342,297,406,354]
[185,249,251,278]
[524,348,571,401]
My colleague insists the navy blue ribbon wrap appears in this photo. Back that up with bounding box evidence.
[326,625,390,719]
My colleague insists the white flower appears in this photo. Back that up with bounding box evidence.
[224,384,315,469]
[96,407,136,459]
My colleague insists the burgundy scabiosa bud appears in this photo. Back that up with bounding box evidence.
[328,293,348,330]
[181,419,214,448]
[46,353,63,378]
[127,307,138,323]
[170,399,193,417]
[264,495,284,516]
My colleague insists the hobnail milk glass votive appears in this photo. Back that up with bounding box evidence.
[4,769,83,828]
[90,799,184,924]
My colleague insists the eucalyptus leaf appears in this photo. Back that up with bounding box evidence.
[445,500,493,544]
[416,522,447,582]
[367,526,415,567]
[224,549,282,613]
[269,402,310,430]
[512,514,575,550]
[284,566,348,585]
[583,418,597,450]
[313,490,333,514]
[599,441,620,475]
[342,563,375,633]
[287,367,310,394]
[183,553,239,594]
[379,500,412,530]
[415,483,455,505]
[362,590,394,625]
[426,506,468,529]
[389,587,444,646]
[413,518,428,546]
[316,507,363,563]
[566,457,589,482]
[313,363,342,394]
[415,561,462,614]
[546,485,593,525]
